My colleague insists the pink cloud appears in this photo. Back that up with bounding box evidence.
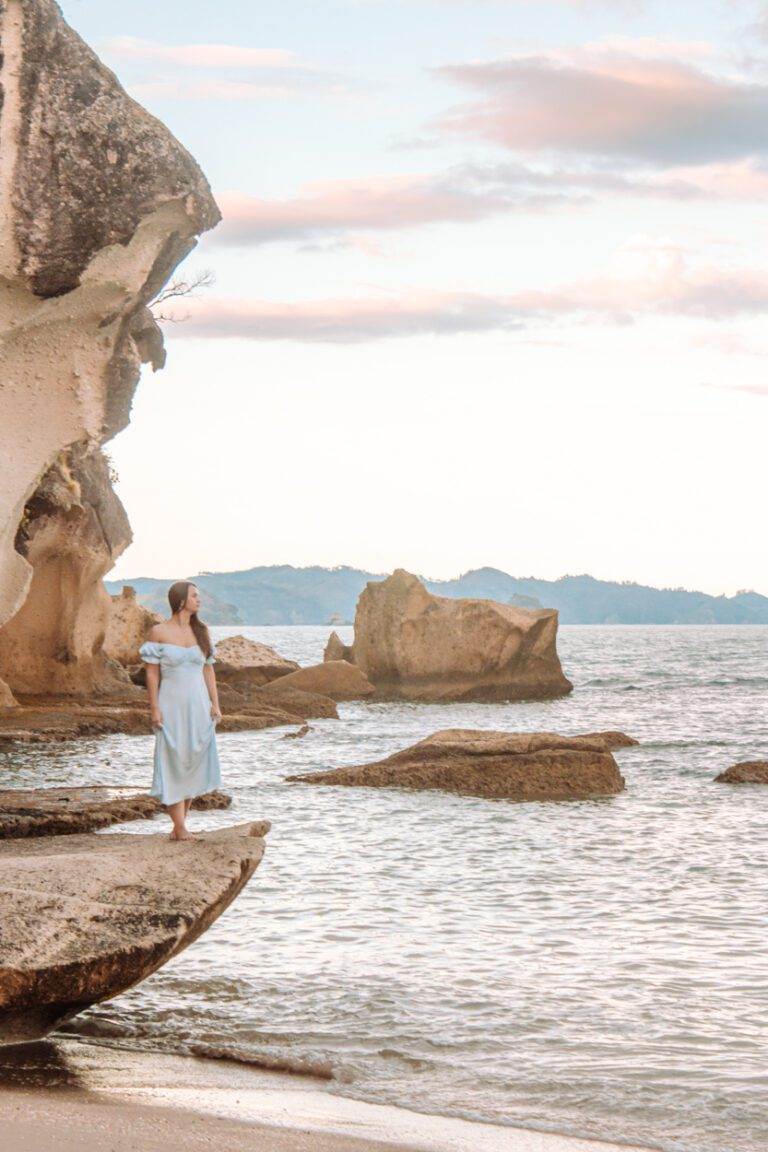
[160,256,768,343]
[107,37,352,99]
[432,45,768,164]
[106,38,298,69]
[213,176,539,245]
[209,156,768,249]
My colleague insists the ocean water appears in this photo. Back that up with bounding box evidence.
[2,625,767,1152]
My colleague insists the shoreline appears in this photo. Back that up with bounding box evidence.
[0,1037,659,1152]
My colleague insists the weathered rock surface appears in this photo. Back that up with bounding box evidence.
[324,631,353,663]
[0,821,268,1043]
[254,682,339,720]
[584,731,638,750]
[715,761,768,784]
[288,729,625,801]
[0,696,331,743]
[330,569,572,702]
[0,0,219,703]
[104,586,161,665]
[261,660,374,702]
[283,723,311,740]
[0,786,231,839]
[214,635,300,689]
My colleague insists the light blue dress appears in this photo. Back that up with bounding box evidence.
[139,641,222,806]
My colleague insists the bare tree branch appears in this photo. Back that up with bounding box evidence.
[151,268,215,323]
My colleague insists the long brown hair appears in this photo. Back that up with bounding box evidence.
[167,581,212,658]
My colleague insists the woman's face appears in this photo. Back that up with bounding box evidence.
[184,584,201,613]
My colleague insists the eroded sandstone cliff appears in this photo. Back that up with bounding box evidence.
[0,0,220,703]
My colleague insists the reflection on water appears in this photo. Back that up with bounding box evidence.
[2,625,767,1152]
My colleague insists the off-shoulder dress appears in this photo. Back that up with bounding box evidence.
[138,640,222,806]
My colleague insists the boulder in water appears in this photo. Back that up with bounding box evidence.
[715,761,768,784]
[288,729,625,801]
[339,569,572,702]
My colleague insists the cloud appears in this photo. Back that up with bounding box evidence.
[162,254,768,343]
[106,38,299,69]
[431,43,768,165]
[130,79,352,101]
[210,155,768,249]
[212,175,575,246]
[701,380,768,396]
[106,37,354,99]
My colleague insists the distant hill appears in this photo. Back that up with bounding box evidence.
[104,565,768,625]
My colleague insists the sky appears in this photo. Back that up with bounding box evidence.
[60,0,768,594]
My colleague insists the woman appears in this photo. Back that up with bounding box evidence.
[139,581,223,841]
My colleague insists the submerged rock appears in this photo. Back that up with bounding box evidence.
[333,569,572,702]
[715,761,768,784]
[288,729,626,801]
[0,786,231,839]
[283,723,312,740]
[0,821,268,1043]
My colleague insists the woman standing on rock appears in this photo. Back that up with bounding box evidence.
[139,582,222,841]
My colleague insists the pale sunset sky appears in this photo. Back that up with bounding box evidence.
[61,0,768,594]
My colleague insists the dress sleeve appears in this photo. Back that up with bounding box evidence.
[139,640,162,665]
[205,643,217,666]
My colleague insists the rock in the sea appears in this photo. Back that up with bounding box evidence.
[715,761,768,784]
[288,729,625,801]
[252,682,339,720]
[324,631,353,663]
[333,569,572,702]
[0,786,231,839]
[104,587,161,666]
[0,821,267,1043]
[214,635,299,688]
[283,723,312,740]
[0,0,219,703]
[261,660,374,702]
[582,731,638,750]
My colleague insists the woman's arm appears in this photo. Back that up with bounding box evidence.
[203,664,222,721]
[145,663,162,728]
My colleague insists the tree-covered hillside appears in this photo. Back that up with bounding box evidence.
[105,565,768,625]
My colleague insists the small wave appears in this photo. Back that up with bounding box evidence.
[377,1047,430,1070]
[187,1042,344,1081]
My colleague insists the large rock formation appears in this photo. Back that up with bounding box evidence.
[329,569,572,702]
[0,821,268,1043]
[261,660,375,702]
[214,635,299,688]
[103,586,161,666]
[0,0,219,704]
[288,729,627,801]
[715,761,768,784]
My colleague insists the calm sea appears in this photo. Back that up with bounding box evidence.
[2,625,767,1152]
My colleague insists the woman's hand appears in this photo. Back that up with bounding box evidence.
[150,706,163,730]
[210,704,222,724]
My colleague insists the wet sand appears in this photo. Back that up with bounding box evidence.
[0,1038,658,1152]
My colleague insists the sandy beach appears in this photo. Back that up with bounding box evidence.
[0,1038,657,1152]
